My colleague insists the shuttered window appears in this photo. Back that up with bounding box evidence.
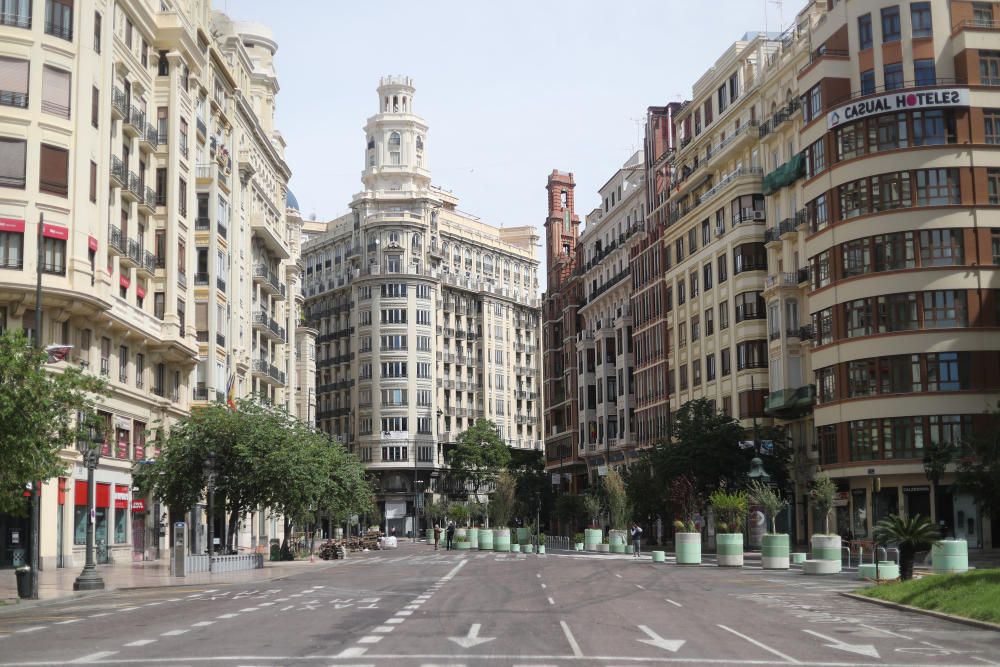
[91,86,98,127]
[39,144,69,196]
[41,65,70,118]
[0,57,29,108]
[0,138,27,188]
[89,161,97,202]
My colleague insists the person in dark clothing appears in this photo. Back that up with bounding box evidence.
[446,522,455,551]
[631,523,643,558]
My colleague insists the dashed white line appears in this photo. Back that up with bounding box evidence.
[239,607,259,612]
[635,584,645,589]
[70,651,118,663]
[717,624,800,664]
[540,583,547,589]
[859,623,910,640]
[15,627,45,634]
[386,618,405,624]
[280,605,294,612]
[55,619,81,625]
[665,599,682,607]
[357,635,383,644]
[191,621,215,627]
[372,625,394,633]
[123,639,156,647]
[216,613,239,619]
[972,657,1000,665]
[560,621,582,658]
[615,573,622,578]
[395,610,413,616]
[258,602,275,607]
[144,602,162,607]
[117,606,139,611]
[161,629,189,636]
[89,612,112,618]
[547,597,555,605]
[338,647,369,658]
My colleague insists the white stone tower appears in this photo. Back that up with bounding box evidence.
[361,76,431,194]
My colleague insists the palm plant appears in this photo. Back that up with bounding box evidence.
[874,514,940,580]
[709,489,748,533]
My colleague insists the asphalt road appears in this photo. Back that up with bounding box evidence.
[0,543,997,666]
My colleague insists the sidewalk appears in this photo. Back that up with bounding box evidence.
[0,555,340,606]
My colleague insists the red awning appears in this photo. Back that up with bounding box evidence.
[0,218,24,233]
[136,286,146,298]
[74,480,87,506]
[88,235,98,251]
[120,275,130,288]
[96,483,110,508]
[42,223,68,240]
[114,484,129,509]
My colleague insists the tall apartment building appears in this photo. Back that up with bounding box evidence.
[798,0,999,547]
[633,104,680,448]
[575,153,645,480]
[0,1,302,571]
[302,77,543,536]
[542,170,584,495]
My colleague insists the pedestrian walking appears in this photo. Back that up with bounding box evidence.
[631,523,643,558]
[433,524,441,550]
[446,521,455,551]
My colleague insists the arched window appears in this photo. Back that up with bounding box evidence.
[416,135,424,151]
[412,233,421,250]
[393,95,398,112]
[367,136,375,150]
[388,231,400,246]
[402,96,407,112]
[384,97,389,112]
[388,132,401,147]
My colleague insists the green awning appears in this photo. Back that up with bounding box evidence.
[762,152,806,195]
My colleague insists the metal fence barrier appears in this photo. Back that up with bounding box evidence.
[183,553,263,575]
[544,535,572,551]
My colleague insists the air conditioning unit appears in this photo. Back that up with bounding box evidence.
[753,210,766,221]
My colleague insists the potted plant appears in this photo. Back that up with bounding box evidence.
[709,489,747,567]
[670,474,702,565]
[874,514,940,580]
[810,472,841,571]
[596,536,610,553]
[573,532,585,551]
[491,470,516,552]
[537,533,546,555]
[604,470,630,554]
[510,530,520,553]
[749,480,790,570]
[582,494,603,551]
[454,535,471,551]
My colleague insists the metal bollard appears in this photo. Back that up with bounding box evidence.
[841,545,852,568]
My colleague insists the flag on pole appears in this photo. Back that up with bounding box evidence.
[226,374,237,411]
[44,344,73,363]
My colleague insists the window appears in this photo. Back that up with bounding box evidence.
[719,301,729,330]
[845,298,874,338]
[359,310,371,326]
[836,121,864,161]
[691,315,700,342]
[729,72,740,102]
[986,109,1000,144]
[980,50,1000,86]
[381,417,408,433]
[178,177,187,217]
[39,144,69,196]
[41,65,71,118]
[416,335,431,351]
[416,309,430,325]
[843,239,871,277]
[1,0,31,29]
[733,243,766,273]
[926,352,970,391]
[677,321,686,348]
[154,292,164,320]
[881,5,901,42]
[381,282,406,298]
[0,226,23,269]
[416,362,431,378]
[381,388,407,406]
[0,57,29,109]
[913,109,956,145]
[916,168,960,205]
[704,307,714,336]
[678,363,688,390]
[911,2,932,37]
[703,262,713,290]
[736,340,767,370]
[380,334,407,350]
[717,84,728,113]
[677,279,685,305]
[923,290,967,328]
[807,138,826,178]
[975,2,995,26]
[692,359,702,386]
[381,361,407,378]
[806,85,822,122]
[41,234,66,275]
[989,169,1000,205]
[884,63,904,91]
[706,354,716,381]
[860,69,876,96]
[45,0,73,40]
[688,228,697,254]
[817,366,836,404]
[873,171,912,211]
[735,291,765,322]
[701,219,710,246]
[94,11,101,51]
[877,293,918,332]
[690,270,698,298]
[914,59,936,86]
[717,254,727,282]
[991,228,1000,264]
[858,13,873,49]
[839,177,869,219]
[89,161,97,202]
[920,229,964,265]
[721,348,731,376]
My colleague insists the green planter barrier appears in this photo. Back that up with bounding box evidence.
[493,529,510,552]
[932,539,969,574]
[651,550,666,563]
[716,533,744,567]
[790,552,807,564]
[676,532,701,565]
[537,545,545,554]
[625,545,633,554]
[511,544,521,553]
[811,534,842,572]
[761,534,790,570]
[574,543,584,551]
[522,544,534,554]
[858,562,900,581]
[425,528,435,542]
[467,528,479,549]
[516,527,530,544]
[584,529,603,551]
[609,530,626,545]
[595,543,610,553]
[478,530,494,550]
[610,543,626,554]
[454,541,471,550]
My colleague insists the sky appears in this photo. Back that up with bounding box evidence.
[224,0,790,276]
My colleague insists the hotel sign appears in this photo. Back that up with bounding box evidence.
[827,88,969,129]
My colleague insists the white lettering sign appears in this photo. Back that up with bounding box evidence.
[827,88,969,129]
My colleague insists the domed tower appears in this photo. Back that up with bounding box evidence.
[361,76,431,194]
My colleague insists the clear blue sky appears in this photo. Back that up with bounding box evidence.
[225,0,787,259]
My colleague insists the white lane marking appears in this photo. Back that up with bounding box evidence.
[540,583,547,589]
[275,597,290,602]
[386,618,405,624]
[972,657,1000,665]
[636,625,685,653]
[859,623,910,640]
[718,624,800,664]
[357,635,383,644]
[440,559,468,581]
[547,597,555,605]
[123,639,156,647]
[372,626,394,633]
[404,604,421,610]
[191,621,215,627]
[167,598,181,602]
[15,627,44,634]
[204,589,218,593]
[216,613,239,619]
[239,607,259,612]
[145,602,162,606]
[665,599,682,607]
[89,612,112,618]
[615,573,622,578]
[802,629,879,659]
[161,629,189,636]
[258,602,275,607]
[635,584,645,589]
[448,623,495,648]
[117,607,139,612]
[338,647,368,658]
[396,610,413,616]
[560,621,582,658]
[280,605,294,612]
[70,651,118,663]
[536,573,541,578]
[55,619,81,625]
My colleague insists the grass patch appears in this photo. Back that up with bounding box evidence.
[857,568,1000,624]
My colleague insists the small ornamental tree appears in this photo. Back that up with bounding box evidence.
[811,472,837,535]
[490,470,516,528]
[603,469,630,531]
[748,480,788,534]
[709,489,748,534]
[582,493,603,528]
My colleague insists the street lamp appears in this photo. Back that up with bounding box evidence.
[204,452,217,571]
[413,479,425,542]
[748,457,771,485]
[73,429,106,591]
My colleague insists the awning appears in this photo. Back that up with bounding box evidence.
[0,217,24,233]
[42,223,68,240]
[763,152,806,195]
[764,384,817,419]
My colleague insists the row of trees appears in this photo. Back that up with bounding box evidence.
[134,400,374,552]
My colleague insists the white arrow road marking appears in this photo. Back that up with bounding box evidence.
[718,624,800,664]
[448,623,496,649]
[803,629,879,659]
[636,625,685,653]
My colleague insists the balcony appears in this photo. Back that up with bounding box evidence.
[196,117,207,138]
[124,106,144,137]
[697,166,764,205]
[252,311,286,341]
[140,186,156,213]
[251,359,286,386]
[126,172,143,201]
[108,224,125,255]
[762,153,806,195]
[252,264,285,298]
[216,276,226,293]
[250,213,290,259]
[141,124,159,151]
[140,250,156,275]
[123,238,143,267]
[764,272,799,290]
[194,272,209,286]
[110,156,126,187]
[111,88,127,119]
[764,384,816,419]
[195,164,212,183]
[216,332,226,347]
[44,19,72,40]
[195,217,210,231]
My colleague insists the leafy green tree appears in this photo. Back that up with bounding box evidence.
[957,407,1000,522]
[489,470,517,528]
[448,419,511,496]
[0,331,107,514]
[811,472,837,535]
[748,480,788,534]
[582,493,603,528]
[554,494,586,533]
[603,469,630,530]
[709,489,748,533]
[668,474,702,532]
[625,456,665,531]
[508,449,550,528]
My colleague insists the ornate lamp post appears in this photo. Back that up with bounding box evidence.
[73,430,106,591]
[204,452,217,571]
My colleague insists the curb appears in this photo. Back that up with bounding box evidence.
[839,591,1000,632]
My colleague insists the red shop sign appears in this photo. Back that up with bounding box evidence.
[114,484,130,509]
[116,436,129,460]
[77,481,112,508]
[133,442,145,460]
[136,286,146,299]
[131,499,145,513]
[88,235,98,251]
[41,223,69,240]
[119,274,130,289]
[0,218,25,233]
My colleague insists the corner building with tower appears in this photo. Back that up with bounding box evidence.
[302,77,543,536]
